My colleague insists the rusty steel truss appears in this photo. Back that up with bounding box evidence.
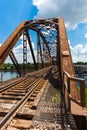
[0,18,86,128]
[0,18,58,74]
[0,18,78,95]
[0,18,77,91]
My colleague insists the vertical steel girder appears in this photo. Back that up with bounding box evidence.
[57,18,79,100]
[56,21,62,79]
[37,33,44,68]
[23,32,27,74]
[57,18,75,77]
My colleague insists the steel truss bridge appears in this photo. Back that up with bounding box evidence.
[0,18,87,129]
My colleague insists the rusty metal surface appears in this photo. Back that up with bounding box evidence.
[0,17,87,128]
[57,18,79,101]
[0,18,57,68]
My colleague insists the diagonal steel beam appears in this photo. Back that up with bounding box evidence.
[26,30,37,70]
[0,21,27,67]
[9,51,21,76]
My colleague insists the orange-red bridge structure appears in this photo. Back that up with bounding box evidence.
[0,18,87,129]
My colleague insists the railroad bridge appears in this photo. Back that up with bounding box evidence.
[0,18,87,130]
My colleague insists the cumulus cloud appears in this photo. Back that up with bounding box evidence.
[5,40,37,64]
[4,42,87,63]
[70,43,87,62]
[33,0,87,29]
[4,34,37,64]
[13,42,37,63]
[42,30,50,35]
[84,33,87,38]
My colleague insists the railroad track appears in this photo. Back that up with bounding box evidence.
[0,66,51,93]
[0,67,52,130]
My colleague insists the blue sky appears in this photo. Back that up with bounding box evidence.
[0,0,87,63]
[0,0,37,43]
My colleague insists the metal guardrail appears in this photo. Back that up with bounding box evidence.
[63,71,85,111]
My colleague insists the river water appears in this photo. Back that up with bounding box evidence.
[77,74,87,86]
[0,71,87,86]
[0,71,17,82]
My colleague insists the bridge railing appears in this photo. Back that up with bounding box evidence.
[63,71,85,111]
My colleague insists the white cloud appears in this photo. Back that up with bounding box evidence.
[5,42,37,64]
[33,0,87,29]
[4,42,87,63]
[42,30,50,35]
[13,42,37,63]
[70,43,87,62]
[3,34,37,64]
[84,33,87,38]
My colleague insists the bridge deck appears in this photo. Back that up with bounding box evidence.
[0,66,77,129]
[30,66,77,129]
[32,80,77,130]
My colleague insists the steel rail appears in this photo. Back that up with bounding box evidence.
[0,75,38,94]
[0,77,44,129]
[0,68,45,93]
[0,66,52,93]
[0,77,26,93]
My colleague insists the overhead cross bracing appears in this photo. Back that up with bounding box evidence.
[0,18,58,73]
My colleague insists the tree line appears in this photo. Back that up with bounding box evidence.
[1,61,87,71]
[0,63,35,71]
[74,62,87,65]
